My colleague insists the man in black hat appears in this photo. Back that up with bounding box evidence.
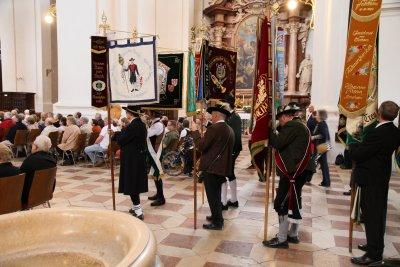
[195,103,234,230]
[221,94,242,210]
[263,105,312,248]
[116,106,148,220]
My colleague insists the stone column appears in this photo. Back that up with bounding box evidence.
[212,25,226,48]
[287,21,299,94]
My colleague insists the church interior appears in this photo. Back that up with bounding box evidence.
[0,0,400,266]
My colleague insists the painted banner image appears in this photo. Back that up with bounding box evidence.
[143,53,184,109]
[108,37,158,105]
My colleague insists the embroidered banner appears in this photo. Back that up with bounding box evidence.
[91,36,108,108]
[338,0,382,117]
[108,36,158,105]
[205,45,237,100]
[143,53,184,109]
[186,52,197,116]
[250,19,272,181]
[276,30,286,108]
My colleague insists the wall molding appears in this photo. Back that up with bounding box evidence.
[382,0,400,12]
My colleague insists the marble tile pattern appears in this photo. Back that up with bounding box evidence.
[14,137,400,267]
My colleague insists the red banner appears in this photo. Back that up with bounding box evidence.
[91,36,108,108]
[338,0,382,117]
[250,19,272,180]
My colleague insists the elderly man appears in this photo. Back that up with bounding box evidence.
[350,101,400,265]
[116,106,148,220]
[57,117,81,165]
[0,143,20,178]
[2,114,28,148]
[0,112,14,141]
[20,135,57,204]
[195,103,234,230]
[79,117,92,145]
[41,118,58,137]
[84,118,118,165]
[263,105,312,248]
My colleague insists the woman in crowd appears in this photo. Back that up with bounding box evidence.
[0,143,20,178]
[312,109,331,187]
[58,117,67,132]
[20,135,57,204]
[26,115,39,130]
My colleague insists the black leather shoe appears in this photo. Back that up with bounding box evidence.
[358,244,368,252]
[151,199,165,206]
[203,223,223,230]
[287,236,300,244]
[148,194,157,201]
[319,182,330,187]
[351,254,381,266]
[262,237,289,249]
[227,200,239,208]
[221,203,229,210]
[129,209,144,221]
[206,216,213,221]
[343,190,351,196]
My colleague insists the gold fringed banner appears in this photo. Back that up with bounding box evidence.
[338,0,382,117]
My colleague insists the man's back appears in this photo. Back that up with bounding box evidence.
[351,122,400,186]
[198,122,234,177]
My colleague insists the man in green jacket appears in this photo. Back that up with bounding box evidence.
[221,94,242,210]
[263,105,312,249]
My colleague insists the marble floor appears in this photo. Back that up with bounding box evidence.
[15,138,400,267]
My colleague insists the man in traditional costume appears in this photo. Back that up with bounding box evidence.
[221,94,242,210]
[125,58,140,91]
[350,101,400,265]
[117,106,148,220]
[146,110,166,206]
[195,103,234,230]
[263,105,312,248]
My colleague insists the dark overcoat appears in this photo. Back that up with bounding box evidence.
[197,122,234,177]
[117,117,148,195]
[226,112,242,155]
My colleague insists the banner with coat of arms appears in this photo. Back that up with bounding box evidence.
[143,53,184,109]
[108,36,158,105]
[204,45,237,100]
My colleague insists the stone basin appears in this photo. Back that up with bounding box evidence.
[0,208,158,267]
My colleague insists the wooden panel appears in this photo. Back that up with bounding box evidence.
[0,92,35,111]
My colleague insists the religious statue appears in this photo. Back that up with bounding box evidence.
[296,55,312,94]
[297,18,311,53]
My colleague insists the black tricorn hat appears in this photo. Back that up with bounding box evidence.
[129,58,135,61]
[206,102,231,117]
[123,105,141,115]
[276,105,297,119]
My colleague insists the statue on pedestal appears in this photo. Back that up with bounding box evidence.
[296,55,312,94]
[298,18,311,54]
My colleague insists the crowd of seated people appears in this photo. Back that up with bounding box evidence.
[0,108,195,174]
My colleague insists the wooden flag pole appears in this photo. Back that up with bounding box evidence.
[200,106,206,205]
[263,148,272,241]
[349,182,356,252]
[100,13,116,211]
[107,103,116,211]
[271,150,276,202]
[193,139,198,229]
[264,9,277,241]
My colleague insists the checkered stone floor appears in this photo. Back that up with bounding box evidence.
[13,138,400,267]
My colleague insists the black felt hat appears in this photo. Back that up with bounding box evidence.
[206,102,231,117]
[123,106,141,115]
[276,105,297,119]
[223,94,235,106]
